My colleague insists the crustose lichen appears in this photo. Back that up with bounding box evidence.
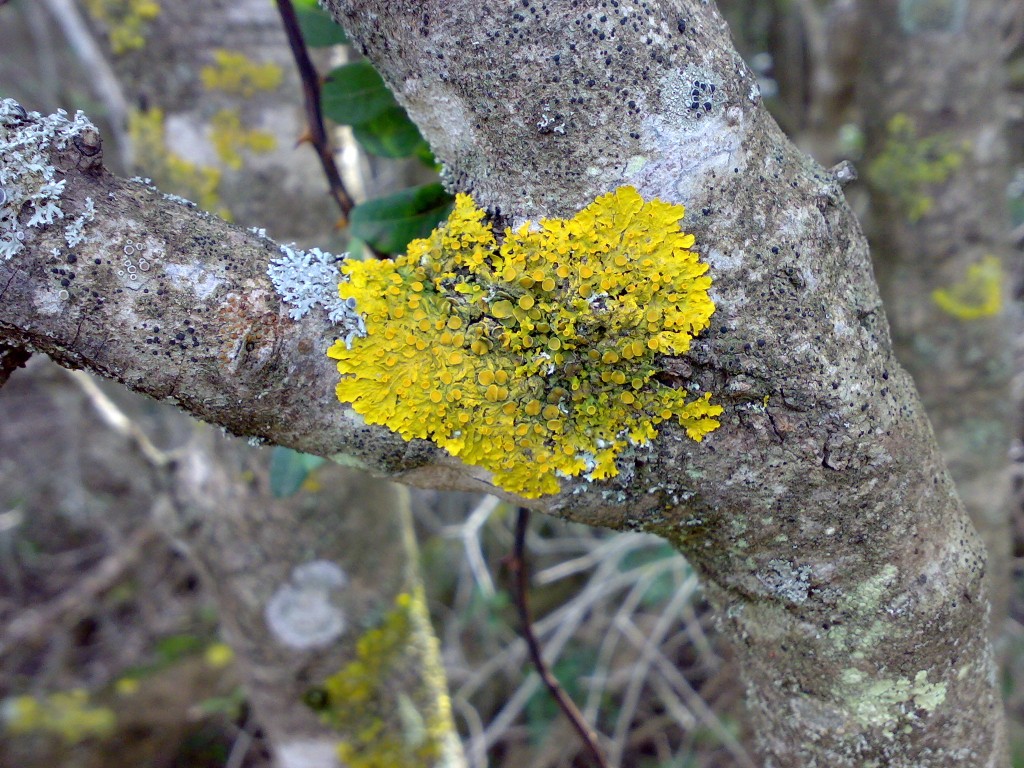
[328,186,722,498]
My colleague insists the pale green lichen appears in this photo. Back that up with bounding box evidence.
[827,565,900,661]
[866,113,965,222]
[932,255,1003,320]
[328,186,722,498]
[835,668,947,733]
[84,0,160,54]
[200,50,283,97]
[315,591,453,768]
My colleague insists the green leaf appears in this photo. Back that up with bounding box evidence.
[322,61,396,125]
[349,183,454,255]
[155,633,205,663]
[352,106,429,158]
[269,446,326,498]
[293,0,349,47]
[618,541,678,571]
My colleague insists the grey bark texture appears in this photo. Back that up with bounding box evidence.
[859,0,1016,622]
[0,0,1009,764]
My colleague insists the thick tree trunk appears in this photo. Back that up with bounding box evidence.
[0,0,1008,763]
[859,0,1016,622]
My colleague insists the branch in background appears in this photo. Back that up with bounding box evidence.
[0,524,159,655]
[510,507,612,768]
[274,0,355,222]
[40,0,132,171]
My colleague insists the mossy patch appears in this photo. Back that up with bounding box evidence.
[127,107,229,219]
[84,0,160,55]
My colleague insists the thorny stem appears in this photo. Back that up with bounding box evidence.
[274,0,355,221]
[511,507,612,768]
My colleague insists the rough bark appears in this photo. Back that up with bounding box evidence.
[0,0,1009,764]
[859,0,1016,623]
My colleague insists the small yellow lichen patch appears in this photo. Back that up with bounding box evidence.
[209,109,277,170]
[200,50,283,98]
[932,255,1003,320]
[84,0,160,55]
[203,642,235,669]
[329,186,722,497]
[317,592,450,768]
[3,690,116,744]
[128,107,229,219]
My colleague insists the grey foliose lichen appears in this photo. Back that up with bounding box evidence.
[267,243,366,347]
[0,99,98,259]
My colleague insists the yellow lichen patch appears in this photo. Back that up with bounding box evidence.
[200,50,283,98]
[317,592,451,768]
[3,690,116,744]
[866,113,965,222]
[932,255,1003,320]
[209,109,276,170]
[128,107,230,219]
[328,186,722,497]
[84,0,160,55]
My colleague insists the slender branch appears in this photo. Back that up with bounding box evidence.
[273,0,355,221]
[510,507,612,768]
[40,0,132,171]
[0,524,159,656]
[66,369,171,469]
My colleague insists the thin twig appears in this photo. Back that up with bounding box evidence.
[274,0,355,221]
[224,715,256,768]
[446,494,501,597]
[0,524,159,656]
[509,507,612,768]
[66,369,170,468]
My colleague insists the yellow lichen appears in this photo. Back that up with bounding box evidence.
[316,591,451,768]
[3,690,116,743]
[84,0,160,55]
[203,642,235,669]
[128,107,230,220]
[200,50,283,98]
[209,109,277,170]
[866,113,965,222]
[931,255,1003,320]
[328,186,722,498]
